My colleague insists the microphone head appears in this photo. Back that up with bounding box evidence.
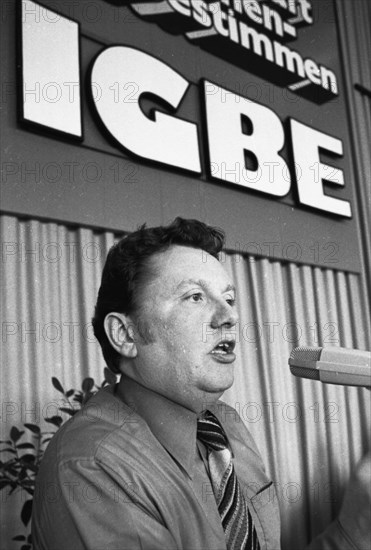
[289,346,371,386]
[289,346,322,380]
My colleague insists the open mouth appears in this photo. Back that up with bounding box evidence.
[210,340,236,356]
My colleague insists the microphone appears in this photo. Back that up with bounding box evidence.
[289,346,371,387]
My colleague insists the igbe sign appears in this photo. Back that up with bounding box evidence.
[19,0,351,218]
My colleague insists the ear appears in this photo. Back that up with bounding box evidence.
[104,312,138,360]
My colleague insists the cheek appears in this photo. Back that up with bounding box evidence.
[168,313,206,343]
[137,313,173,344]
[146,310,207,363]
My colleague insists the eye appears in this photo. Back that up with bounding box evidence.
[225,296,236,306]
[186,292,204,303]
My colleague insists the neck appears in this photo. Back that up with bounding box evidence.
[117,373,223,414]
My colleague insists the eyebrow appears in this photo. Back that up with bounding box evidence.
[175,279,236,294]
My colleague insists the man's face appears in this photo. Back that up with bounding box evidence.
[127,245,239,412]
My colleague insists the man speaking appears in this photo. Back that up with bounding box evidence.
[32,218,370,549]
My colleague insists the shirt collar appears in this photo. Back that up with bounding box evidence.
[116,375,199,479]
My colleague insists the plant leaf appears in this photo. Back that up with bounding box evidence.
[24,424,40,435]
[104,367,117,385]
[12,535,26,541]
[19,470,28,481]
[58,407,76,416]
[65,389,74,398]
[51,377,65,394]
[21,479,35,487]
[82,391,95,405]
[21,499,33,526]
[0,480,12,489]
[10,427,24,443]
[16,443,35,450]
[20,454,36,463]
[82,377,94,392]
[44,416,63,428]
[73,393,83,404]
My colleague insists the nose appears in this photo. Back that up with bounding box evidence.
[211,299,239,329]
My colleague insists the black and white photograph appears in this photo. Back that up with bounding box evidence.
[1,1,370,549]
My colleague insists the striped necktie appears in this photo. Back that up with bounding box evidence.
[197,410,260,550]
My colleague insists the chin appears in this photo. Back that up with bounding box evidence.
[201,374,235,394]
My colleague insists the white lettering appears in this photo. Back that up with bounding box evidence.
[204,81,290,196]
[290,120,351,217]
[91,47,201,173]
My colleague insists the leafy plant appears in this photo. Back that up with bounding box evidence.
[0,368,117,549]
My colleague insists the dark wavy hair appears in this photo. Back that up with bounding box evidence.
[92,217,225,373]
